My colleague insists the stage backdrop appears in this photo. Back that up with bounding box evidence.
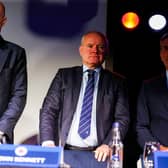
[2,0,107,144]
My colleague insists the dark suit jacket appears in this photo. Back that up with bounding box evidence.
[40,66,129,146]
[0,36,27,143]
[136,73,168,150]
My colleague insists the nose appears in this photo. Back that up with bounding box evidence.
[161,50,168,57]
[92,45,101,53]
[91,45,98,51]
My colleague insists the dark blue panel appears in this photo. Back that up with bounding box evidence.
[154,151,168,168]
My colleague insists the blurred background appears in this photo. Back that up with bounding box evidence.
[2,0,107,144]
[2,0,168,167]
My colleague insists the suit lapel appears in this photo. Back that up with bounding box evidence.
[150,74,168,108]
[159,74,168,99]
[96,69,106,120]
[0,36,8,73]
[71,67,83,111]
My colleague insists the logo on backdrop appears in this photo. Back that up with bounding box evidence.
[15,146,28,156]
[26,0,98,37]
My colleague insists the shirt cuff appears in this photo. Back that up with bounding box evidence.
[0,131,4,135]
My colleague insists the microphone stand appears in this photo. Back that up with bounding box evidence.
[59,139,71,168]
[59,88,71,168]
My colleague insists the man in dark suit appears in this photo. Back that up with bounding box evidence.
[0,1,27,144]
[136,32,168,153]
[39,31,129,164]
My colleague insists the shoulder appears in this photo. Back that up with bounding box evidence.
[51,66,82,85]
[4,40,25,51]
[0,38,26,62]
[101,69,128,89]
[111,71,126,80]
[0,36,25,51]
[102,69,126,81]
[58,66,82,74]
[141,74,164,92]
[143,74,163,85]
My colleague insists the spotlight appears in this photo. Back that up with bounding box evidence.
[148,14,167,31]
[121,12,140,30]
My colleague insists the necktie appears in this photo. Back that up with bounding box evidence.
[78,70,95,139]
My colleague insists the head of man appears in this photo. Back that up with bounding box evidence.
[0,1,6,31]
[79,31,109,69]
[160,32,168,70]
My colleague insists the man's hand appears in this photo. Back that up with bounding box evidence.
[160,145,168,151]
[94,144,111,162]
[41,141,55,147]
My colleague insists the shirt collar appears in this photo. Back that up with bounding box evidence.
[82,65,101,74]
[166,70,168,80]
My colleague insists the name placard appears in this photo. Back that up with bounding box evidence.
[0,144,62,167]
[154,151,168,168]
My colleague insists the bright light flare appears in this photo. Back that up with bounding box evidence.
[121,12,140,29]
[148,14,166,31]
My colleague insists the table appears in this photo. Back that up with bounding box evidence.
[64,150,107,168]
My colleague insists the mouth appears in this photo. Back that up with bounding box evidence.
[89,54,98,57]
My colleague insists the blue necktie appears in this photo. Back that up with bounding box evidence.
[78,70,95,139]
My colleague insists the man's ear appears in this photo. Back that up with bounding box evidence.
[1,16,7,27]
[79,45,83,56]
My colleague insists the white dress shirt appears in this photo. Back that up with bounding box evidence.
[42,65,101,147]
[166,71,168,87]
[66,65,101,147]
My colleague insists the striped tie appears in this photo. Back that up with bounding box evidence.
[78,70,95,139]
